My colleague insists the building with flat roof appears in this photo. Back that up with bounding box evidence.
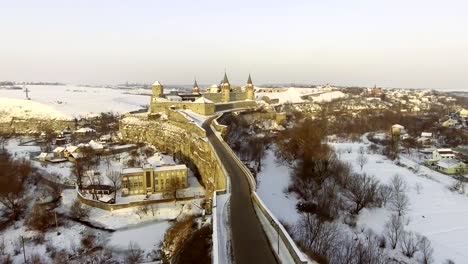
[121,163,188,196]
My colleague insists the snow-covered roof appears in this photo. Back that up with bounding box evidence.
[152,81,162,86]
[66,145,79,153]
[154,164,187,172]
[437,148,453,153]
[53,146,65,152]
[121,168,144,174]
[166,95,182,101]
[194,97,214,104]
[88,140,104,150]
[75,127,95,133]
[421,132,432,137]
[392,124,405,129]
[437,159,464,169]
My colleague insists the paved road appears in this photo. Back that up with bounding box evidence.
[203,118,278,264]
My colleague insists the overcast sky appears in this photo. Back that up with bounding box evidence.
[1,0,467,89]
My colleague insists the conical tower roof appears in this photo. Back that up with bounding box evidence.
[221,72,229,84]
[193,79,199,88]
[247,74,253,85]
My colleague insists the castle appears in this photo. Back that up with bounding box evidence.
[149,73,256,116]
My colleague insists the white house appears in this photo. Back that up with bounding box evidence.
[432,148,456,160]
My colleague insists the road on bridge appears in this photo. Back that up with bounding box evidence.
[203,117,278,264]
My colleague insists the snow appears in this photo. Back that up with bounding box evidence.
[215,193,231,264]
[0,85,149,118]
[108,221,170,251]
[0,97,71,122]
[194,97,214,104]
[180,110,212,127]
[255,87,345,104]
[256,137,468,263]
[256,149,300,225]
[332,141,468,263]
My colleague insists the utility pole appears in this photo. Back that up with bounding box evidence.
[20,236,26,263]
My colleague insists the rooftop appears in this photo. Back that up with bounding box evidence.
[437,159,464,169]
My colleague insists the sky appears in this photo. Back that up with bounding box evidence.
[0,0,467,90]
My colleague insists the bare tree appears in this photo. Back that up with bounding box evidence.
[72,161,84,189]
[107,170,121,202]
[390,174,410,216]
[385,214,404,249]
[400,231,419,258]
[125,241,143,264]
[0,193,26,221]
[391,174,407,194]
[70,198,90,220]
[164,177,184,200]
[343,173,379,214]
[356,146,368,170]
[390,191,410,216]
[377,184,393,207]
[135,205,149,219]
[417,235,434,264]
[293,213,342,260]
[415,182,423,195]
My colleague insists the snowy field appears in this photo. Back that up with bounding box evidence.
[0,85,149,119]
[257,140,468,263]
[333,141,468,263]
[255,87,346,104]
[256,149,300,226]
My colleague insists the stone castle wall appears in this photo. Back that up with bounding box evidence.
[150,101,215,115]
[202,93,223,103]
[0,118,75,134]
[119,111,226,198]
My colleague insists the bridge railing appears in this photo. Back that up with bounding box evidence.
[210,115,309,264]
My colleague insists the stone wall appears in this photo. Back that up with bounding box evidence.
[214,100,258,112]
[0,118,75,134]
[77,189,203,211]
[120,111,226,199]
[150,101,215,115]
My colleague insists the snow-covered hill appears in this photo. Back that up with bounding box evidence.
[0,98,72,122]
[255,87,346,104]
[0,85,149,119]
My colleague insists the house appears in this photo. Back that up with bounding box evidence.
[121,163,188,196]
[460,109,468,119]
[442,119,458,128]
[436,159,467,175]
[37,152,54,162]
[55,133,66,145]
[417,132,433,146]
[52,147,66,158]
[391,124,405,134]
[99,134,112,142]
[432,148,456,160]
[88,140,104,153]
[74,127,96,136]
[421,132,432,138]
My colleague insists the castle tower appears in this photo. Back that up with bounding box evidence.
[220,72,230,102]
[151,81,164,98]
[192,79,200,94]
[246,74,254,100]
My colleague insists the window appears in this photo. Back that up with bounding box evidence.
[146,171,152,188]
